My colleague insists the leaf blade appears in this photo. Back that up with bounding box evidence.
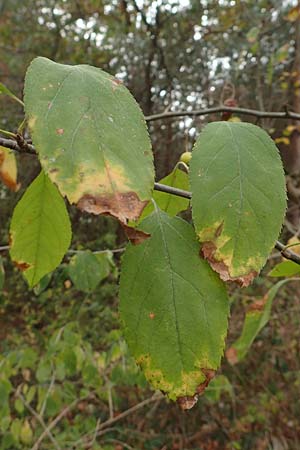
[0,146,19,192]
[9,171,71,287]
[119,208,229,408]
[24,57,154,225]
[67,250,111,292]
[190,122,286,286]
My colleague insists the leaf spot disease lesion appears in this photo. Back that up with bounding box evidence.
[111,78,123,90]
[56,128,64,135]
[199,220,258,287]
[177,369,216,410]
[13,260,32,272]
[149,312,155,319]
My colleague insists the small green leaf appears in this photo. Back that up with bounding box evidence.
[0,379,12,404]
[139,165,189,221]
[36,358,52,382]
[68,250,111,292]
[119,208,229,408]
[10,419,22,442]
[20,420,33,445]
[227,279,297,363]
[9,171,71,287]
[190,122,286,286]
[269,260,300,277]
[14,398,24,414]
[59,348,77,376]
[246,27,259,43]
[24,57,154,225]
[25,386,36,404]
[0,82,24,106]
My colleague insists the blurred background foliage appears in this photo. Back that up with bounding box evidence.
[1,0,300,449]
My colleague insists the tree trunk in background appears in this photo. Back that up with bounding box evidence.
[283,2,300,230]
[285,0,300,174]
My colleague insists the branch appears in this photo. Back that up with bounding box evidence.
[1,105,300,154]
[30,396,88,450]
[17,394,61,450]
[75,392,163,448]
[0,137,36,154]
[1,139,299,265]
[154,183,300,266]
[145,106,300,122]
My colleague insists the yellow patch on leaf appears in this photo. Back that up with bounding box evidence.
[0,146,20,191]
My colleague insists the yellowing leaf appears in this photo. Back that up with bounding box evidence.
[119,208,229,409]
[286,6,300,22]
[275,44,290,63]
[24,57,154,228]
[286,236,300,255]
[246,27,259,44]
[20,420,33,445]
[275,137,290,145]
[190,122,286,286]
[0,146,20,191]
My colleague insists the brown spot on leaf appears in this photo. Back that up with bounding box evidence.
[196,369,215,395]
[177,369,216,410]
[149,312,155,319]
[13,260,31,272]
[112,78,123,90]
[122,223,150,245]
[177,395,198,410]
[226,347,238,365]
[56,128,64,135]
[201,241,257,287]
[77,191,148,224]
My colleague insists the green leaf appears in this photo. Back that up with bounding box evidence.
[139,165,189,222]
[36,358,52,382]
[59,348,77,376]
[20,420,33,445]
[9,171,71,287]
[119,208,229,408]
[190,122,286,286]
[226,279,297,363]
[246,27,259,43]
[68,250,111,292]
[0,82,24,106]
[24,57,154,225]
[14,398,24,414]
[269,260,300,277]
[0,379,12,404]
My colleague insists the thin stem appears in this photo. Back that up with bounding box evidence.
[145,106,300,122]
[0,129,17,138]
